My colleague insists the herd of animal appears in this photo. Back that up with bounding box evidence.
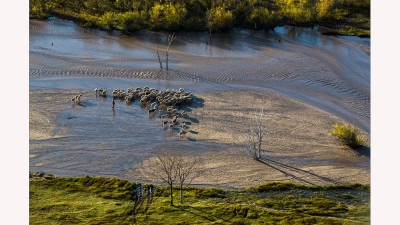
[70,94,82,104]
[91,86,194,139]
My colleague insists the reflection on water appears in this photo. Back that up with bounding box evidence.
[30,90,233,179]
[32,18,369,60]
[29,18,370,179]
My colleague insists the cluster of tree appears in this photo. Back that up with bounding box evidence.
[30,0,369,34]
[147,152,203,206]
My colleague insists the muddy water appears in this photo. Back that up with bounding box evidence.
[30,18,370,180]
[30,18,370,133]
[30,84,233,179]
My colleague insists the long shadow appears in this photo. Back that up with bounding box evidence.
[173,205,215,222]
[185,116,199,124]
[258,159,316,186]
[179,96,205,113]
[354,146,370,158]
[186,137,197,142]
[174,205,231,223]
[259,157,342,185]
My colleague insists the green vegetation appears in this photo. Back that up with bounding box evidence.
[29,0,370,36]
[331,123,365,149]
[30,174,370,224]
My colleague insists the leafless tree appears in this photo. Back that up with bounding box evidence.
[243,104,266,160]
[148,152,179,206]
[156,46,163,69]
[206,6,215,44]
[130,184,159,223]
[166,33,177,71]
[176,157,203,204]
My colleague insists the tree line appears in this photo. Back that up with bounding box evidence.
[30,0,369,35]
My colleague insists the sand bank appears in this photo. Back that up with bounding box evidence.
[30,88,369,188]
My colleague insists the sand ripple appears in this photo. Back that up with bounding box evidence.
[30,19,370,132]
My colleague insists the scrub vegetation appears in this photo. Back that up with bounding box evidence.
[29,0,370,36]
[331,123,365,149]
[30,173,370,224]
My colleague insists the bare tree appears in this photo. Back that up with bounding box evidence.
[148,153,178,206]
[166,33,177,71]
[156,46,163,69]
[207,9,214,44]
[130,184,159,223]
[176,157,203,204]
[244,104,266,160]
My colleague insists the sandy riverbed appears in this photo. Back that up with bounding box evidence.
[30,19,370,132]
[30,18,370,188]
[30,88,369,188]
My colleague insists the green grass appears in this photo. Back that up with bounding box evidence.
[30,174,370,224]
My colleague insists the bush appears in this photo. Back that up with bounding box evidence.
[116,11,145,32]
[253,182,304,192]
[207,7,233,31]
[194,187,225,198]
[98,12,117,30]
[330,123,364,149]
[150,3,187,30]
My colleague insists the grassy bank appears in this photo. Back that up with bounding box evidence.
[29,0,370,37]
[30,173,370,224]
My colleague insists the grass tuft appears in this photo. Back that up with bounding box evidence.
[330,123,364,149]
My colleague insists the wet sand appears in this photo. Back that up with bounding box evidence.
[30,87,369,188]
[132,89,370,188]
[29,18,370,188]
[30,19,370,132]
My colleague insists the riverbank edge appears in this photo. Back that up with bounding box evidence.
[29,173,370,224]
[30,12,370,38]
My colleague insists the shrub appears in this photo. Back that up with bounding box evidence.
[43,173,54,180]
[207,6,233,32]
[98,12,117,30]
[116,11,145,32]
[253,182,303,192]
[330,123,364,149]
[194,187,225,198]
[150,3,187,30]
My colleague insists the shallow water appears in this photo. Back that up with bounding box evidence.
[30,88,233,180]
[30,18,370,133]
[30,18,370,181]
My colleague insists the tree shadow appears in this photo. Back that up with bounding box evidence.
[174,205,231,223]
[258,157,342,186]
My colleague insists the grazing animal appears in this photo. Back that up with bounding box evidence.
[179,130,185,138]
[162,120,168,125]
[148,108,156,114]
[181,111,187,117]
